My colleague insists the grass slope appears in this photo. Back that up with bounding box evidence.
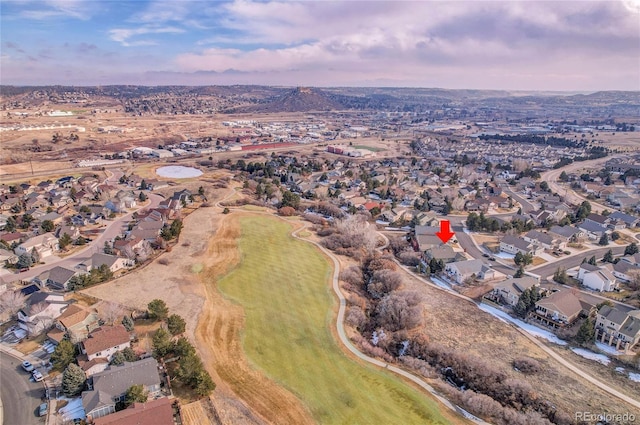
[218,215,453,425]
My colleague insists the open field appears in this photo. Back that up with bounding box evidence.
[397,268,640,418]
[217,215,461,425]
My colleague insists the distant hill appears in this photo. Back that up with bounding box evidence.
[224,87,344,113]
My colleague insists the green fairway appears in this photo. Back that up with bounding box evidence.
[218,215,453,425]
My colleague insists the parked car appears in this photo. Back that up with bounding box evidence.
[21,361,34,372]
[38,403,48,417]
[32,370,44,382]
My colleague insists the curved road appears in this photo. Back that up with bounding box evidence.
[0,352,44,425]
[290,224,489,425]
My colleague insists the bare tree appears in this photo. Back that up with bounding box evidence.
[374,291,422,331]
[100,301,124,326]
[0,290,27,317]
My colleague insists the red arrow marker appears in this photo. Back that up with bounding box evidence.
[436,219,455,244]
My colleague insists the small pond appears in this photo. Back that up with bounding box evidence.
[155,166,203,179]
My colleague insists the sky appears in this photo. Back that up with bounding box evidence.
[1,0,639,91]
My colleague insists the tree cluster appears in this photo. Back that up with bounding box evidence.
[513,287,542,318]
[161,219,183,241]
[68,265,114,290]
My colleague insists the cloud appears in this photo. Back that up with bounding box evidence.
[16,0,96,20]
[172,0,640,90]
[109,26,186,46]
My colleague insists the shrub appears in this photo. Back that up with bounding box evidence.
[513,357,542,374]
[278,206,296,216]
[398,251,420,266]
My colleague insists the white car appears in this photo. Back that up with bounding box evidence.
[32,370,44,382]
[21,361,34,372]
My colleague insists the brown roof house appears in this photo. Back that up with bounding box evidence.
[80,325,131,362]
[48,304,99,344]
[533,289,596,328]
[92,397,174,425]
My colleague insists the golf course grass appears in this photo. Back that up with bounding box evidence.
[218,215,455,424]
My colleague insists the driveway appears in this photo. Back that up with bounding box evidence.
[0,351,45,425]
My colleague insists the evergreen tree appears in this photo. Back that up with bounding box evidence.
[51,340,76,371]
[588,256,597,266]
[62,364,86,397]
[147,299,169,321]
[121,315,135,332]
[152,328,173,358]
[576,317,595,345]
[110,351,126,365]
[167,314,186,336]
[598,233,609,246]
[16,254,33,270]
[59,233,72,249]
[122,347,138,362]
[603,249,614,263]
[625,242,639,256]
[514,266,524,278]
[125,384,147,406]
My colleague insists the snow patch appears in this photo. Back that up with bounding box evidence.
[615,367,625,373]
[430,277,453,290]
[595,341,624,356]
[571,348,610,365]
[478,303,567,345]
[58,397,86,421]
[628,373,640,382]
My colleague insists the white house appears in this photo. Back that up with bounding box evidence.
[80,325,131,361]
[445,259,495,284]
[17,292,68,335]
[14,232,59,258]
[582,268,618,292]
[499,235,539,256]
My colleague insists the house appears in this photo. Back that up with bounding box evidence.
[577,263,600,281]
[412,225,443,252]
[549,225,585,244]
[37,266,78,291]
[582,267,618,292]
[444,259,495,284]
[14,232,59,258]
[423,245,462,263]
[595,306,640,353]
[533,289,595,327]
[80,325,131,361]
[489,276,539,307]
[17,292,69,335]
[82,358,162,420]
[611,260,638,282]
[49,304,100,343]
[76,253,134,273]
[499,235,539,256]
[92,397,175,425]
[56,225,81,240]
[578,221,608,240]
[0,248,18,264]
[113,237,151,260]
[523,230,558,250]
[608,211,640,228]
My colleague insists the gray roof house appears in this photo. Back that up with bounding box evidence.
[82,358,161,420]
[489,276,539,307]
[38,266,78,290]
[596,306,640,353]
[549,225,584,242]
[499,235,539,256]
[608,211,640,228]
[523,230,557,250]
[444,259,495,284]
[578,221,608,240]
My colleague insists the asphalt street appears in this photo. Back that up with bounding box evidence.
[0,351,45,425]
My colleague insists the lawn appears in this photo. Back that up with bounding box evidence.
[353,145,385,152]
[218,215,456,425]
